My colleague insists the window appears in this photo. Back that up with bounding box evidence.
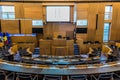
[104,5,112,20]
[0,6,15,19]
[76,20,88,26]
[103,23,111,42]
[32,20,43,26]
[46,6,70,22]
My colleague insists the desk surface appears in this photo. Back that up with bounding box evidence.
[0,59,120,75]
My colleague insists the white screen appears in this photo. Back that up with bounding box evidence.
[46,6,70,22]
[32,20,43,26]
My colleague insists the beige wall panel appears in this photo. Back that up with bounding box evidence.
[77,11,88,19]
[114,3,120,41]
[76,34,87,41]
[20,20,32,34]
[76,4,89,11]
[43,6,46,22]
[117,4,120,40]
[44,23,74,38]
[1,20,19,34]
[23,3,43,19]
[87,3,98,41]
[95,3,105,42]
[11,36,36,43]
[76,4,89,19]
[110,3,118,40]
[15,3,24,18]
[70,6,74,22]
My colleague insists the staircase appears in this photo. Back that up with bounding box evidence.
[34,47,40,54]
[32,47,40,58]
[74,44,80,55]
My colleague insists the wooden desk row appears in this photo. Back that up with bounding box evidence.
[76,39,102,54]
[0,59,120,75]
[11,36,37,52]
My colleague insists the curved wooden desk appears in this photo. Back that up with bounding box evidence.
[0,60,120,75]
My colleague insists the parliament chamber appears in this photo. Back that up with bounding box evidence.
[1,0,120,80]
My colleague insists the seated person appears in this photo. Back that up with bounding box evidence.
[13,51,22,62]
[101,48,113,62]
[8,46,21,62]
[8,46,15,61]
[22,47,32,57]
[88,47,94,57]
[18,47,24,56]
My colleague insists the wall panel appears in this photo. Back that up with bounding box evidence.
[1,20,19,34]
[15,3,24,18]
[87,3,98,41]
[23,3,43,19]
[20,19,32,34]
[76,4,89,19]
[95,3,105,42]
[111,3,120,41]
[44,23,74,39]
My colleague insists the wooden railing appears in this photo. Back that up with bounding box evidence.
[1,0,120,2]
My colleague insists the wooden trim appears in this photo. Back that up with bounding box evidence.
[42,3,74,6]
[1,0,120,2]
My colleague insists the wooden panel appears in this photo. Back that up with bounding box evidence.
[43,6,46,22]
[11,36,37,48]
[95,3,105,42]
[20,19,32,34]
[42,3,74,6]
[77,11,88,19]
[70,6,74,22]
[1,20,19,34]
[11,36,36,43]
[111,3,120,41]
[87,3,98,41]
[52,39,66,46]
[15,3,24,18]
[44,23,74,39]
[76,34,87,41]
[52,46,68,56]
[23,3,43,19]
[76,4,89,19]
[67,40,74,55]
[116,4,120,40]
[39,40,52,55]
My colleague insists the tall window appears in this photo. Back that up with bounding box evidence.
[0,6,15,19]
[104,5,112,20]
[103,23,111,42]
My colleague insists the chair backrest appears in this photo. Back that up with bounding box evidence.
[69,75,87,80]
[17,73,32,80]
[44,75,61,80]
[0,71,6,80]
[98,73,113,80]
